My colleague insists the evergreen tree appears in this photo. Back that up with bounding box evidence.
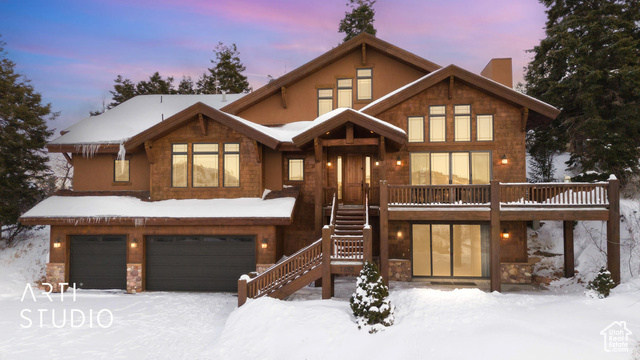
[199,43,250,94]
[527,127,558,182]
[524,0,640,184]
[0,38,55,241]
[350,261,394,333]
[108,75,137,108]
[135,72,175,95]
[586,267,615,299]
[338,0,377,42]
[177,76,196,94]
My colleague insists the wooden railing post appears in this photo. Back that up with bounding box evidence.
[607,178,620,284]
[322,226,332,299]
[363,225,372,262]
[238,278,247,307]
[380,180,389,285]
[490,181,501,292]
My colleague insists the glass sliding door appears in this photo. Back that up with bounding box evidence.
[412,225,431,276]
[431,225,451,276]
[430,153,450,185]
[451,152,470,185]
[453,225,482,276]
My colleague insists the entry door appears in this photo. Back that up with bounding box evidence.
[343,154,364,204]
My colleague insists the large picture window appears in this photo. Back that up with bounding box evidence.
[193,143,218,187]
[429,105,446,142]
[318,88,333,116]
[410,151,491,185]
[454,105,471,142]
[171,144,188,187]
[356,68,372,100]
[407,116,424,143]
[337,79,353,108]
[114,159,130,182]
[223,143,240,187]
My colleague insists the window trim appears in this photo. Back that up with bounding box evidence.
[223,142,241,188]
[407,116,425,143]
[336,78,353,108]
[113,158,131,183]
[287,158,305,182]
[476,114,495,142]
[171,143,188,188]
[409,150,493,185]
[317,88,334,117]
[428,105,447,143]
[356,68,373,101]
[192,143,219,188]
[454,104,472,142]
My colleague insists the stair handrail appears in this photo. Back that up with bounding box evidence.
[329,191,337,228]
[365,185,370,227]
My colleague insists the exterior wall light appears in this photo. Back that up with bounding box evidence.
[501,154,508,165]
[397,231,403,239]
[261,238,268,249]
[375,161,379,166]
[501,229,510,239]
[53,238,61,249]
[396,157,402,166]
[327,161,332,167]
[130,238,138,248]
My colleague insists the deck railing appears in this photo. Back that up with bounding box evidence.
[388,184,491,206]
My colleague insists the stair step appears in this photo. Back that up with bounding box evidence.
[336,221,365,226]
[336,215,364,220]
[335,231,364,235]
[335,224,364,229]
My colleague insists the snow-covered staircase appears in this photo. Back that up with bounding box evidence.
[332,205,366,259]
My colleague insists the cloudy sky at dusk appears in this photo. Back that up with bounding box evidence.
[1,0,549,134]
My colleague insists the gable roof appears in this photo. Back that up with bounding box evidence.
[221,33,441,115]
[291,108,406,147]
[361,64,561,128]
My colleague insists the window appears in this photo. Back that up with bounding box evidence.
[429,106,446,142]
[477,114,494,141]
[365,156,371,186]
[471,152,491,184]
[193,143,218,187]
[410,151,492,185]
[223,143,240,187]
[318,88,333,116]
[114,159,130,182]
[356,68,372,100]
[410,153,429,185]
[454,105,471,141]
[337,79,353,108]
[407,116,424,143]
[171,144,188,187]
[337,156,343,200]
[288,159,304,181]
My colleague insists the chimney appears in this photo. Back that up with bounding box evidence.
[481,58,513,88]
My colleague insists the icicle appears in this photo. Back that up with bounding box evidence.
[117,143,126,161]
[74,144,101,158]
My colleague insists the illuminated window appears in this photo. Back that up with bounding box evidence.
[477,114,494,141]
[356,68,372,100]
[171,144,188,187]
[288,159,304,181]
[193,143,218,187]
[454,105,471,142]
[429,105,446,142]
[223,143,240,187]
[318,89,333,116]
[408,116,424,143]
[114,159,130,182]
[337,79,353,108]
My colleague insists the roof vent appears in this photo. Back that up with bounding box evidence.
[222,90,227,102]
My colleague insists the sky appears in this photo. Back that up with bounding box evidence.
[0,0,549,135]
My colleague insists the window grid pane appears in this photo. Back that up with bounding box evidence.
[114,159,130,182]
[356,68,372,100]
[193,154,218,187]
[337,88,352,108]
[455,115,471,141]
[430,105,446,115]
[410,153,430,185]
[224,143,240,187]
[408,116,424,142]
[288,159,304,181]
[318,88,333,116]
[477,115,494,141]
[472,152,491,184]
[172,154,188,187]
[430,116,446,142]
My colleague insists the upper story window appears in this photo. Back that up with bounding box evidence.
[356,68,372,100]
[410,151,491,185]
[429,105,446,142]
[454,105,471,142]
[193,143,219,187]
[407,116,424,143]
[318,88,333,116]
[171,144,188,188]
[337,79,353,108]
[476,114,494,141]
[223,143,240,187]
[288,159,304,181]
[114,159,130,182]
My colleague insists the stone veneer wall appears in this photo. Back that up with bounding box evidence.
[46,263,66,293]
[127,263,143,293]
[500,263,533,284]
[389,259,411,281]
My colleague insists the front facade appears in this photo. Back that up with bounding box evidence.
[21,34,620,298]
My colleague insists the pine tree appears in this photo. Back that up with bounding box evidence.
[586,267,615,298]
[524,0,640,185]
[177,76,196,94]
[0,38,55,242]
[527,127,558,182]
[350,261,394,333]
[135,72,175,95]
[199,43,250,94]
[108,75,137,108]
[338,0,377,42]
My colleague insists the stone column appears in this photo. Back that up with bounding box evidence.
[126,263,143,294]
[46,263,66,293]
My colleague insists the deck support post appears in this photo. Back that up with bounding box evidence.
[380,180,389,285]
[563,221,575,278]
[363,225,373,262]
[238,278,247,307]
[607,179,620,284]
[322,226,333,299]
[490,181,501,292]
[314,138,324,235]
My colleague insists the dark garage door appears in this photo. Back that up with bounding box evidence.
[70,235,127,290]
[146,235,255,292]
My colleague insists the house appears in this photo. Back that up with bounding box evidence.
[20,34,621,303]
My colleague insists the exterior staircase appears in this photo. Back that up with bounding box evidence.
[332,205,366,259]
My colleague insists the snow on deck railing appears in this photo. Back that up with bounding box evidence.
[388,184,490,206]
[500,182,609,206]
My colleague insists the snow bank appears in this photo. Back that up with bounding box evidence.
[0,227,49,295]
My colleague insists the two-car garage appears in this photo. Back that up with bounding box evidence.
[69,235,256,292]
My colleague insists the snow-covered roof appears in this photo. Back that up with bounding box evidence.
[360,68,445,112]
[50,94,246,145]
[21,195,297,220]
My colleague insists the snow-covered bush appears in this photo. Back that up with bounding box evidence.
[585,267,615,299]
[350,261,394,333]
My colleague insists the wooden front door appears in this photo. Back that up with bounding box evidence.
[343,154,364,204]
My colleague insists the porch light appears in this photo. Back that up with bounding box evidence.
[261,238,268,249]
[326,131,330,135]
[327,161,332,167]
[53,238,61,249]
[130,238,138,249]
[396,157,402,166]
[501,154,508,165]
[375,161,379,166]
[397,231,403,239]
[501,229,510,239]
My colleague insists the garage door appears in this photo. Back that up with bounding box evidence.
[70,235,127,290]
[146,235,256,292]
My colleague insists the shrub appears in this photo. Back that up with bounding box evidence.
[350,261,394,333]
[585,267,615,299]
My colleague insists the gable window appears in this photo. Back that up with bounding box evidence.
[318,88,333,116]
[288,159,304,181]
[476,114,494,141]
[171,144,188,187]
[356,68,372,100]
[193,143,219,187]
[429,105,446,142]
[454,105,471,142]
[407,116,424,143]
[114,159,130,182]
[337,79,353,108]
[223,143,240,187]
